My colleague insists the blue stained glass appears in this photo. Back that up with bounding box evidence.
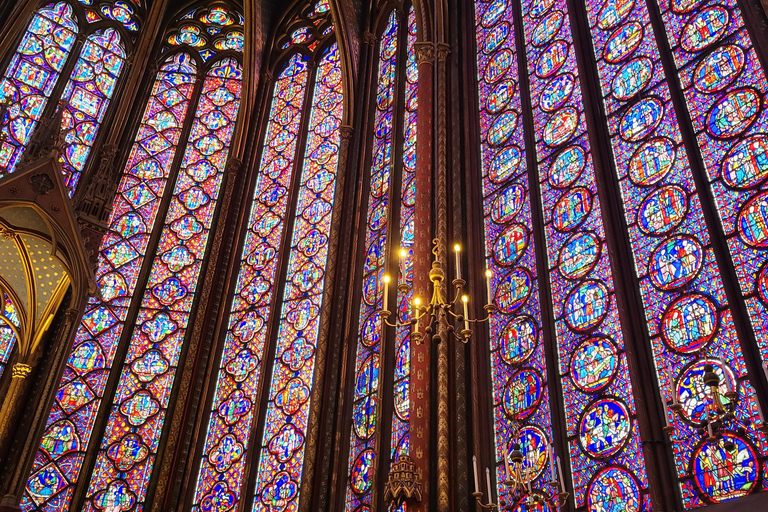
[475,0,561,507]
[345,12,398,511]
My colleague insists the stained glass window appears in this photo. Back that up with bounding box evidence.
[22,51,198,512]
[582,0,767,506]
[523,0,651,507]
[344,12,398,510]
[59,28,126,191]
[22,5,244,510]
[390,6,418,472]
[251,43,343,511]
[0,3,78,176]
[0,294,20,380]
[474,0,562,507]
[651,0,768,377]
[190,53,311,511]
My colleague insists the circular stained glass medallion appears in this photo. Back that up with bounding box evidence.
[565,280,609,332]
[620,97,664,141]
[511,425,550,482]
[587,467,641,512]
[487,81,515,113]
[559,231,601,279]
[579,398,631,458]
[553,187,592,231]
[489,146,522,183]
[671,0,703,13]
[353,396,377,439]
[677,359,735,424]
[504,368,543,420]
[484,23,511,54]
[681,6,729,53]
[541,74,575,112]
[496,268,532,313]
[612,58,653,100]
[544,107,578,146]
[604,22,643,63]
[694,45,745,94]
[723,135,768,189]
[491,184,526,223]
[629,137,676,186]
[570,337,618,393]
[692,434,759,502]
[350,449,375,494]
[707,89,760,139]
[758,264,768,305]
[485,49,513,83]
[500,316,538,365]
[637,185,689,235]
[737,192,768,248]
[598,0,634,29]
[649,236,703,289]
[529,0,556,18]
[532,11,563,46]
[536,40,568,78]
[494,223,528,265]
[550,146,586,188]
[661,293,718,353]
[483,0,508,27]
[488,111,519,146]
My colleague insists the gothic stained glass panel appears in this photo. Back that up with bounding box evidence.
[474,0,561,507]
[21,53,197,512]
[520,0,650,508]
[344,12,397,510]
[651,0,768,390]
[0,294,20,380]
[59,28,126,193]
[251,44,343,511]
[0,2,78,176]
[80,58,242,512]
[191,54,310,511]
[583,0,767,506]
[390,6,418,470]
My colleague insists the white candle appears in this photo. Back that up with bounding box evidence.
[548,443,555,481]
[485,269,493,305]
[763,363,768,382]
[556,455,564,492]
[462,295,470,331]
[661,393,670,428]
[707,422,714,439]
[671,378,679,407]
[473,455,480,492]
[413,297,421,334]
[454,244,462,280]
[526,477,532,494]
[504,447,512,483]
[486,467,493,502]
[382,274,390,312]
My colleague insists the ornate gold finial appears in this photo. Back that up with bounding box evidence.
[384,456,423,505]
[0,225,15,240]
[12,363,31,379]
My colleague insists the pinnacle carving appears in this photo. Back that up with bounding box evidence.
[19,102,67,169]
[363,31,377,46]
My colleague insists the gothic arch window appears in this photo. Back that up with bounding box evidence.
[0,0,141,385]
[473,0,768,508]
[342,5,418,510]
[0,0,143,192]
[21,4,243,510]
[190,1,344,510]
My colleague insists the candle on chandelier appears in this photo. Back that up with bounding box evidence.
[454,243,462,280]
[485,269,493,305]
[661,395,670,428]
[473,455,480,492]
[556,455,564,492]
[382,274,390,313]
[504,444,512,482]
[486,467,493,502]
[462,294,470,331]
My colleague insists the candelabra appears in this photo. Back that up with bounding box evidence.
[471,435,569,511]
[661,357,768,448]
[379,238,495,344]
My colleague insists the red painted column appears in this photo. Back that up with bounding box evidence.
[410,42,434,511]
